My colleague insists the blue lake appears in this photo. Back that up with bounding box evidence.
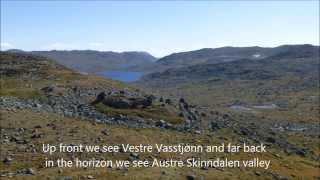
[98,71,144,82]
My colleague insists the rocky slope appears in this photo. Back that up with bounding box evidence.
[0,52,204,131]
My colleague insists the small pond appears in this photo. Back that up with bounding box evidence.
[98,71,144,82]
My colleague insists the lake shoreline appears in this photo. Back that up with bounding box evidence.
[97,70,145,82]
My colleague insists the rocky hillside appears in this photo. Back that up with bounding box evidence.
[0,52,205,130]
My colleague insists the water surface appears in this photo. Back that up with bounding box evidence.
[98,71,144,82]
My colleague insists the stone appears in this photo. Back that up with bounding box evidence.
[101,129,110,136]
[3,157,13,164]
[33,103,42,108]
[31,134,42,139]
[165,99,172,105]
[186,174,196,180]
[34,125,42,129]
[87,175,94,179]
[130,152,139,159]
[91,92,106,105]
[179,98,186,104]
[155,120,166,127]
[165,123,173,129]
[40,86,54,93]
[26,168,36,175]
[296,149,307,157]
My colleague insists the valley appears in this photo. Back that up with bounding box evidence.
[0,45,319,179]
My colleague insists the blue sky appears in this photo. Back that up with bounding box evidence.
[1,1,319,57]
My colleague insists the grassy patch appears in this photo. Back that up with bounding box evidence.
[95,103,183,124]
[0,88,42,99]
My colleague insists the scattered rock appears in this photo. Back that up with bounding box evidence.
[34,125,42,129]
[130,152,139,159]
[101,129,110,136]
[255,171,261,176]
[26,168,36,175]
[3,157,13,164]
[58,169,63,174]
[186,174,196,180]
[165,99,172,105]
[155,120,166,128]
[87,175,94,179]
[31,133,42,139]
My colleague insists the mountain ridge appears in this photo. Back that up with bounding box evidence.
[4,44,319,75]
[140,44,319,87]
[154,44,318,70]
[4,49,157,74]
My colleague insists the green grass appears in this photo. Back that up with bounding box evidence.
[0,88,42,99]
[95,103,183,124]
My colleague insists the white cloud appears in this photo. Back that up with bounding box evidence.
[1,42,14,50]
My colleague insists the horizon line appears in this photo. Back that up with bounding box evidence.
[1,43,319,58]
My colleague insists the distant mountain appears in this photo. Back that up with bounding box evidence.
[140,44,319,86]
[4,44,318,76]
[5,49,26,53]
[151,44,318,72]
[28,50,157,73]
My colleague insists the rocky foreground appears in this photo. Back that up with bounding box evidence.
[0,87,205,131]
